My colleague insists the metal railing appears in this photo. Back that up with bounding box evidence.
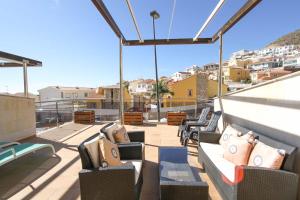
[35,98,214,130]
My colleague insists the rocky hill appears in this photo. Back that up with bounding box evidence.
[267,29,300,47]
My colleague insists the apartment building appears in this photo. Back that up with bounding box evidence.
[250,69,292,84]
[128,79,155,96]
[38,86,95,101]
[163,72,227,107]
[170,71,191,82]
[223,67,250,83]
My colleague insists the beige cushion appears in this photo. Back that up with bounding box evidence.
[200,142,236,182]
[121,160,142,184]
[99,137,122,167]
[84,137,101,168]
[219,125,242,149]
[103,123,118,143]
[223,136,253,166]
[113,126,130,143]
[248,141,285,169]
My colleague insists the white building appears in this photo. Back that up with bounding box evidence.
[283,56,300,69]
[186,65,200,75]
[38,86,95,102]
[170,72,191,82]
[128,79,154,95]
[203,63,219,71]
[257,45,298,57]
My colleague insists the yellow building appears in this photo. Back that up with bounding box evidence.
[223,67,250,82]
[163,73,227,107]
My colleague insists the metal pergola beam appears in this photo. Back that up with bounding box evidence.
[212,0,262,42]
[125,0,143,42]
[123,38,213,46]
[0,51,42,66]
[91,0,126,40]
[0,62,38,67]
[193,0,226,41]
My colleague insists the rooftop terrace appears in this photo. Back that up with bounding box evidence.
[0,122,221,200]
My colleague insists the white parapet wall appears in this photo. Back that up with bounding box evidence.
[214,71,300,136]
[0,94,36,141]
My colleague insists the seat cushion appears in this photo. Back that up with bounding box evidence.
[200,142,236,183]
[103,123,118,143]
[121,160,142,184]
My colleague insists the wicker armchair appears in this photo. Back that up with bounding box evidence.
[78,133,143,200]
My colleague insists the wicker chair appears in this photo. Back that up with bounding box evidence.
[182,111,221,146]
[78,133,143,200]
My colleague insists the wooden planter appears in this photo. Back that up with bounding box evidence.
[74,110,95,124]
[167,112,187,126]
[124,112,143,125]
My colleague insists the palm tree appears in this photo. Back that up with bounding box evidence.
[151,80,174,99]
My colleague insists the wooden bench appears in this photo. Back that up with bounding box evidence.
[167,112,187,126]
[124,112,143,125]
[74,111,95,124]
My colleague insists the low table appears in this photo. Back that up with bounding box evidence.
[159,147,208,200]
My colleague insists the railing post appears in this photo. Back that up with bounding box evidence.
[56,101,59,127]
[218,32,226,129]
[119,38,124,125]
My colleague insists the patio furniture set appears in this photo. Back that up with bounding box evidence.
[78,122,209,200]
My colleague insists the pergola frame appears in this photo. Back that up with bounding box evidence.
[0,51,42,97]
[91,0,262,124]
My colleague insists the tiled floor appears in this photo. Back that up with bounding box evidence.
[0,123,222,200]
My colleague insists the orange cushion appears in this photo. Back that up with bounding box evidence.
[113,126,130,143]
[219,125,242,149]
[99,137,122,167]
[240,131,255,143]
[223,136,254,166]
[248,141,285,169]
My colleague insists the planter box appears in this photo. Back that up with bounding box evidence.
[124,112,143,125]
[167,112,187,126]
[74,111,95,124]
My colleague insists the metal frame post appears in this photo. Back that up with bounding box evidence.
[23,61,28,97]
[119,38,124,125]
[152,16,161,122]
[218,32,225,128]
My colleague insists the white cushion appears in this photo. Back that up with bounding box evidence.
[121,160,142,184]
[103,123,118,143]
[84,136,100,168]
[200,142,236,183]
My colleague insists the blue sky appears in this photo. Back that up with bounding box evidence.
[0,0,299,94]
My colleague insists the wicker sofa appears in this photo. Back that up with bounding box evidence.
[198,124,299,200]
[78,133,144,200]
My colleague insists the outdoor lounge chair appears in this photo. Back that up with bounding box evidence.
[177,107,210,140]
[181,111,222,146]
[0,141,20,148]
[0,143,55,167]
[78,133,144,200]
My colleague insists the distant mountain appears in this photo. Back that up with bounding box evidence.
[267,29,300,47]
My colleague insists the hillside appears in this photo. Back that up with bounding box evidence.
[267,29,300,47]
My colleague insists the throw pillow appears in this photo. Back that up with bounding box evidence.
[103,123,118,143]
[99,137,122,167]
[113,126,130,143]
[223,135,254,166]
[219,125,242,149]
[240,131,255,144]
[84,136,101,168]
[248,141,285,169]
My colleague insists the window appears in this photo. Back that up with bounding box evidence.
[84,93,88,97]
[187,89,192,97]
[61,92,64,98]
